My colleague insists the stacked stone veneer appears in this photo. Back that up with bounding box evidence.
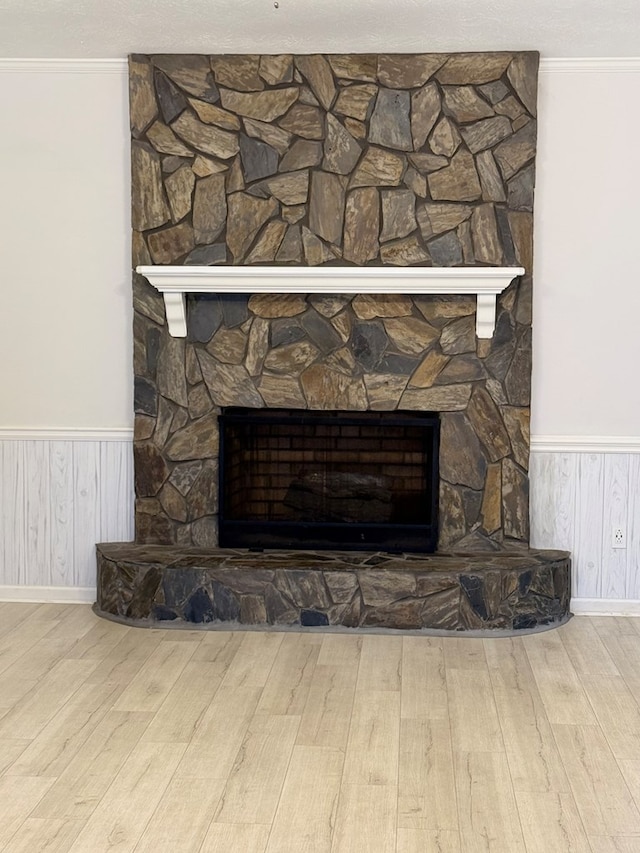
[130,52,538,553]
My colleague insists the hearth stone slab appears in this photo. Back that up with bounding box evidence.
[95,544,570,633]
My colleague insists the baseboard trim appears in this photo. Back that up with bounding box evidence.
[571,598,640,616]
[0,586,95,604]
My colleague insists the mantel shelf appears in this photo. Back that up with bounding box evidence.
[135,265,525,339]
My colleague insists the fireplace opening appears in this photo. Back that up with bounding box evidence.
[218,408,440,552]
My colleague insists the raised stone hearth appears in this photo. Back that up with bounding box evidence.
[96,544,570,632]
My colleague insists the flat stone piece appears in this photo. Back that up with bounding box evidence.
[188,98,241,130]
[210,55,264,92]
[328,54,377,82]
[351,321,387,371]
[187,383,213,419]
[467,386,511,462]
[165,415,219,461]
[249,293,307,318]
[226,192,278,261]
[460,115,512,155]
[480,462,502,534]
[198,351,263,407]
[130,59,158,136]
[479,80,510,105]
[309,295,351,318]
[245,316,270,376]
[399,384,471,411]
[276,224,303,262]
[352,294,413,320]
[380,189,416,242]
[323,114,362,175]
[378,54,445,88]
[505,341,532,407]
[440,412,487,490]
[363,374,407,410]
[408,153,448,174]
[264,340,319,374]
[350,146,404,188]
[434,353,484,383]
[159,481,188,523]
[377,353,419,375]
[165,165,195,223]
[157,334,188,406]
[207,327,247,364]
[131,143,170,231]
[415,295,475,323]
[440,315,476,355]
[276,569,331,609]
[193,173,226,244]
[507,53,539,116]
[169,460,204,496]
[171,111,239,159]
[185,243,227,265]
[494,121,537,180]
[494,95,525,121]
[428,150,481,202]
[300,364,367,410]
[435,53,512,85]
[239,132,278,182]
[335,84,377,121]
[476,150,506,202]
[409,350,449,388]
[411,82,441,150]
[508,164,535,212]
[279,139,323,172]
[359,570,416,606]
[369,88,412,152]
[249,171,309,206]
[259,54,294,86]
[186,295,222,343]
[295,55,336,110]
[428,231,463,266]
[186,461,218,520]
[302,228,335,265]
[442,85,494,122]
[502,406,530,469]
[502,458,529,541]
[245,220,287,263]
[220,87,298,121]
[147,222,195,263]
[403,167,427,199]
[380,235,430,266]
[301,310,343,352]
[243,118,292,156]
[134,442,169,497]
[471,203,503,264]
[278,104,324,140]
[429,117,461,157]
[343,187,379,264]
[309,171,346,246]
[153,55,219,102]
[154,69,188,124]
[420,202,472,238]
[258,374,307,408]
[384,317,439,355]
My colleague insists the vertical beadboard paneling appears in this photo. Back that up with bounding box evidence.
[1,441,24,585]
[573,453,605,598]
[23,440,51,586]
[530,451,577,551]
[627,455,640,600]
[49,440,75,586]
[72,441,103,588]
[600,454,630,599]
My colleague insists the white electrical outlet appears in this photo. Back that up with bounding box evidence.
[612,526,626,549]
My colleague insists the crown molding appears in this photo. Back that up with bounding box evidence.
[531,435,640,453]
[539,57,640,73]
[0,427,133,441]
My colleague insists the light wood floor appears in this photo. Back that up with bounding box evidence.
[1,605,640,852]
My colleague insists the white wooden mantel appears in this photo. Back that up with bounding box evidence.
[136,266,525,339]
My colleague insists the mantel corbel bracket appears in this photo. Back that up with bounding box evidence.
[136,266,525,340]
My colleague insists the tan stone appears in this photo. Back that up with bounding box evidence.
[494,95,525,121]
[440,315,476,355]
[259,54,294,86]
[172,112,239,159]
[264,340,319,375]
[226,192,278,261]
[409,350,450,387]
[153,55,218,100]
[442,86,494,122]
[147,121,192,156]
[192,155,226,177]
[187,98,241,130]
[226,155,245,192]
[129,59,157,137]
[343,187,379,264]
[165,165,195,223]
[507,211,533,271]
[131,142,170,231]
[399,384,472,411]
[466,386,511,462]
[278,104,324,140]
[458,219,475,263]
[408,153,448,174]
[302,228,335,265]
[327,54,377,82]
[159,482,188,523]
[245,316,270,376]
[435,53,512,85]
[335,84,377,121]
[494,120,537,180]
[350,146,405,188]
[279,140,323,172]
[507,53,539,116]
[471,204,503,264]
[378,54,446,88]
[187,383,213,419]
[134,414,155,441]
[197,351,263,407]
[429,117,461,157]
[410,81,441,150]
[295,55,336,110]
[417,203,472,239]
[323,114,362,175]
[245,220,287,263]
[476,150,506,202]
[379,235,430,266]
[384,317,439,355]
[440,413,487,491]
[193,173,226,244]
[481,463,502,534]
[380,189,416,242]
[428,149,481,202]
[207,327,247,364]
[282,205,306,224]
[132,231,151,266]
[502,457,529,540]
[415,295,476,322]
[243,117,292,155]
[210,55,263,92]
[276,224,303,262]
[331,311,352,343]
[258,374,306,408]
[460,116,512,155]
[309,171,346,246]
[219,87,298,121]
[325,346,357,374]
[253,171,309,205]
[363,374,408,410]
[147,222,194,263]
[309,295,351,318]
[165,415,219,462]
[248,293,307,318]
[352,294,413,320]
[404,167,427,199]
[502,406,530,469]
[344,118,367,140]
[300,364,367,410]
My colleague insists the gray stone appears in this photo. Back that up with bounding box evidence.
[239,133,279,182]
[154,69,188,124]
[134,442,169,497]
[479,80,510,105]
[502,407,530,469]
[157,334,188,406]
[302,228,335,265]
[210,55,264,92]
[270,318,304,348]
[301,310,344,352]
[418,202,473,238]
[507,53,539,116]
[165,165,195,223]
[380,236,430,265]
[502,458,529,541]
[323,114,362,175]
[378,54,445,88]
[278,104,324,139]
[428,230,463,266]
[131,142,170,231]
[219,87,298,121]
[188,295,223,342]
[384,317,439,356]
[159,482,188,523]
[494,121,537,180]
[242,118,291,155]
[495,207,517,265]
[335,84,377,121]
[508,164,535,212]
[434,354,485,384]
[460,116,512,154]
[442,86,494,122]
[226,192,278,261]
[275,569,331,609]
[165,415,219,462]
[193,174,227,244]
[258,374,307,408]
[411,82,441,150]
[279,139,323,172]
[440,315,476,355]
[259,54,294,86]
[169,460,204,496]
[400,384,472,411]
[186,461,218,520]
[185,243,227,265]
[185,346,203,385]
[198,351,263,407]
[359,570,416,606]
[171,112,238,159]
[153,55,219,102]
[351,321,387,371]
[380,189,416,242]
[369,88,412,151]
[309,171,346,246]
[187,383,213,419]
[147,222,195,263]
[494,95,526,121]
[429,117,461,157]
[505,341,532,406]
[403,167,427,199]
[350,146,404,188]
[428,150,481,202]
[276,225,303,262]
[440,413,487,491]
[377,353,420,374]
[343,187,379,264]
[295,55,336,110]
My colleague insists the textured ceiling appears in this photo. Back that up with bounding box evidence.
[0,0,638,58]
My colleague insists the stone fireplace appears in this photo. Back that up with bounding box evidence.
[95,50,570,632]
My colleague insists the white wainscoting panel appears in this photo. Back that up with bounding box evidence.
[0,434,134,596]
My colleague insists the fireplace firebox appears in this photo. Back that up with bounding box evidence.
[218,408,440,552]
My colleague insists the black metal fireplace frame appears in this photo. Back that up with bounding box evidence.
[218,408,440,553]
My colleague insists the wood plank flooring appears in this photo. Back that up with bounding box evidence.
[1,605,640,851]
